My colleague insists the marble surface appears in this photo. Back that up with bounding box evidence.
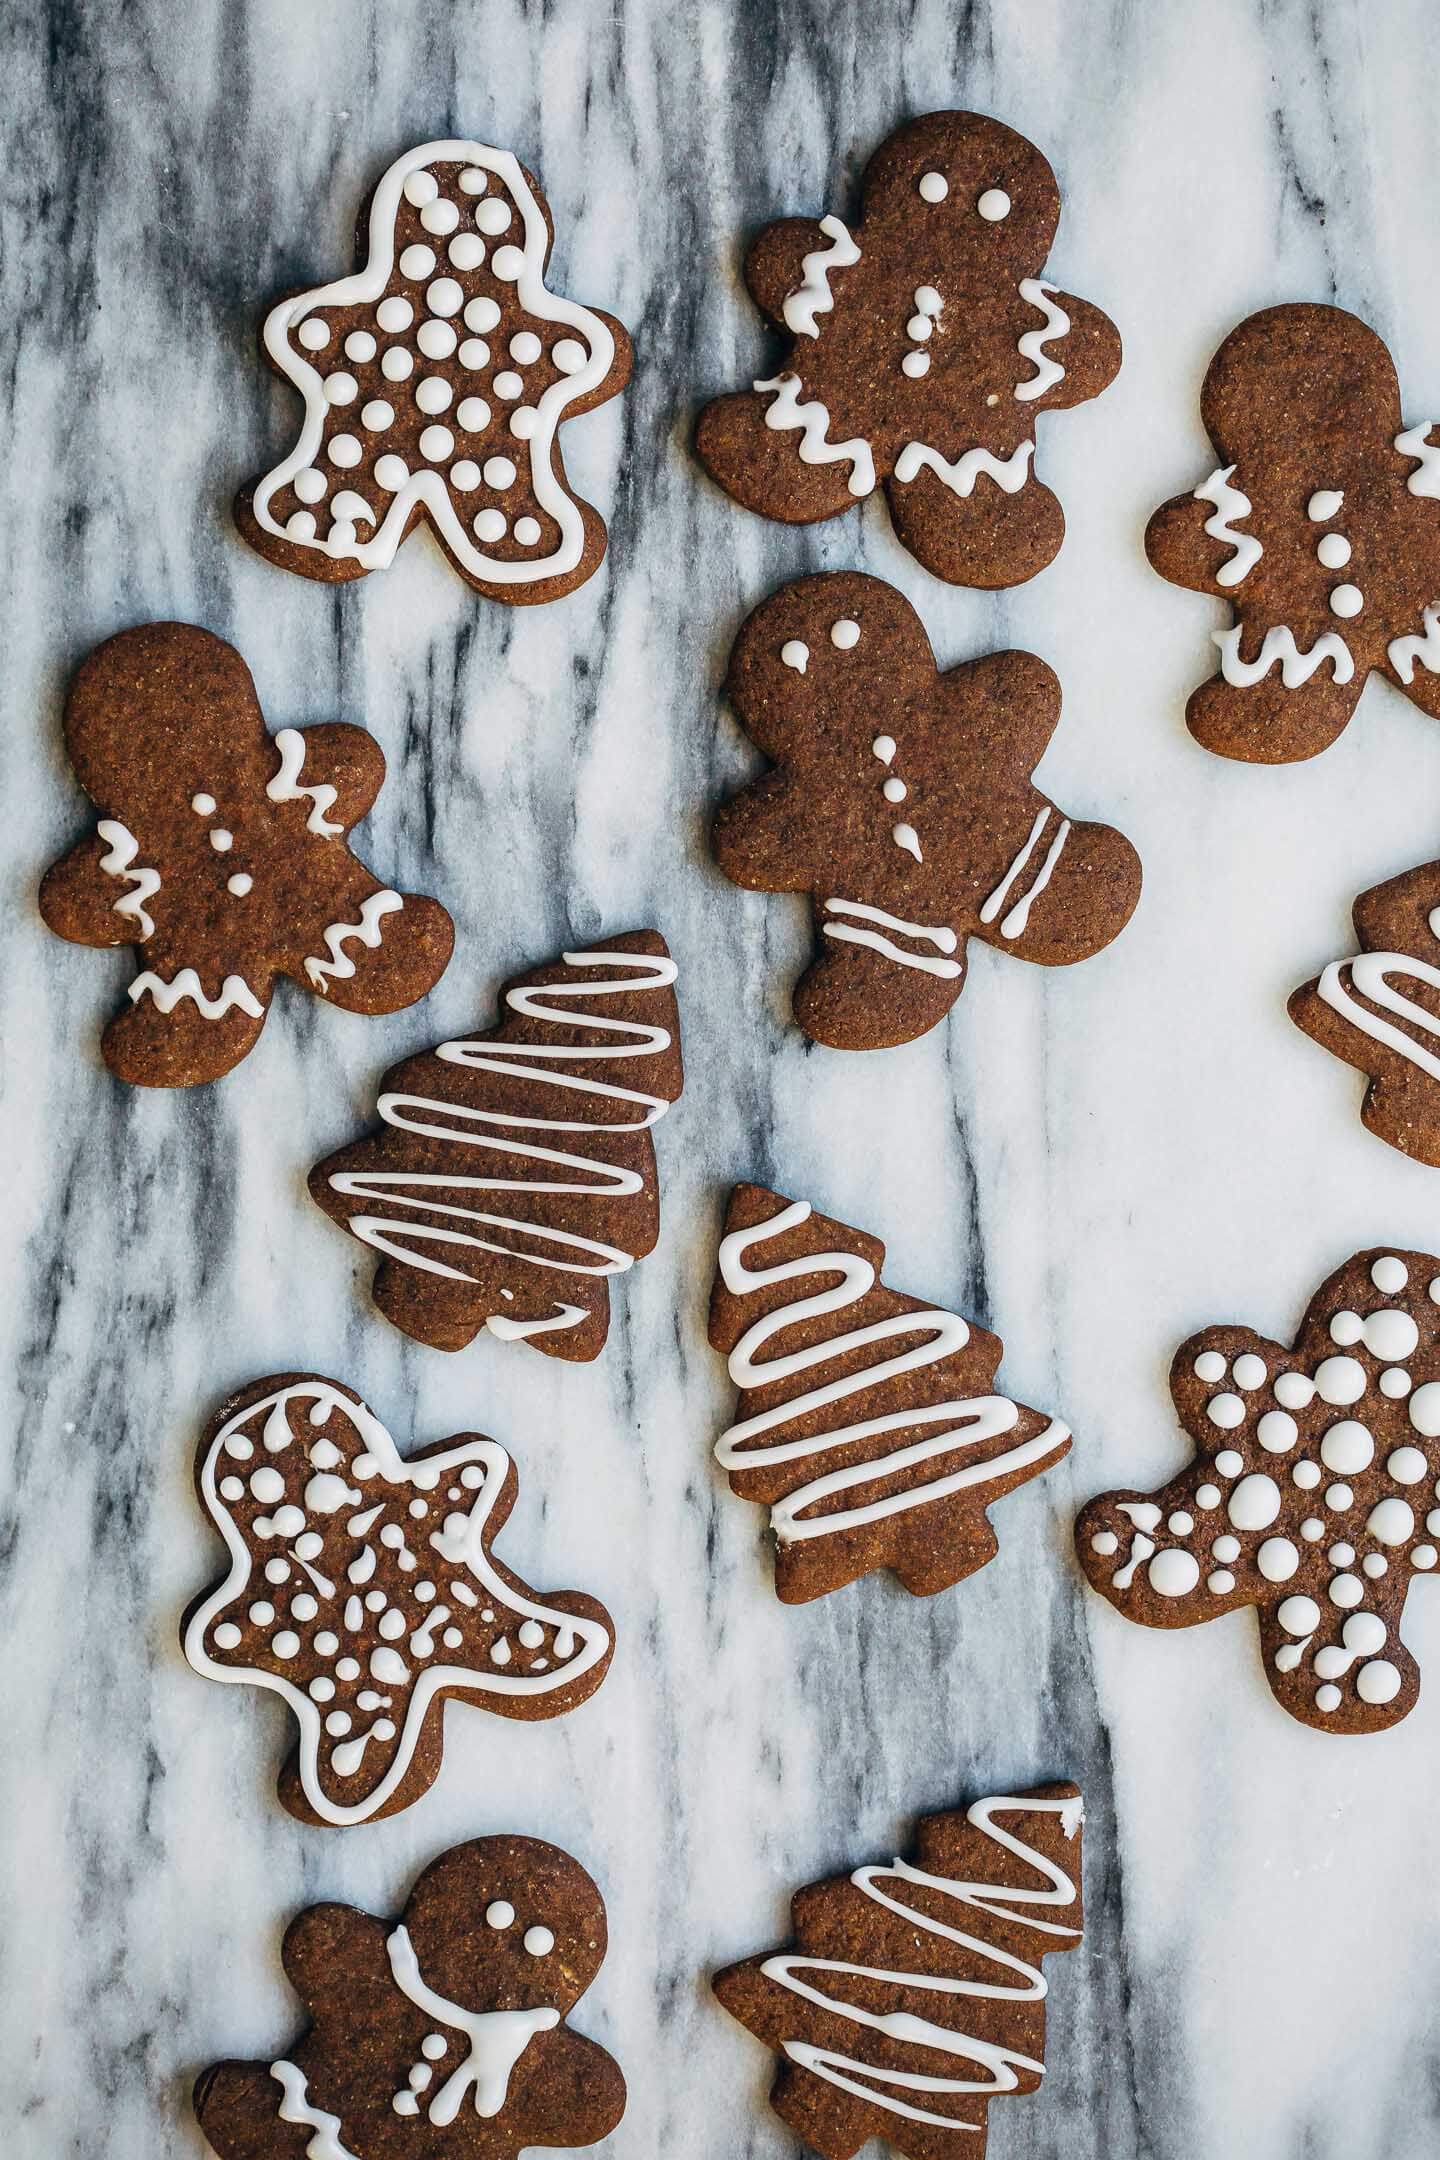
[5,0,1440,2153]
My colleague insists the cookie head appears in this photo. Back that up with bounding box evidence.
[402,1836,606,2018]
[863,109,1062,267]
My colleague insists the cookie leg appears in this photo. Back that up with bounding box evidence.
[793,936,967,1052]
[695,390,867,526]
[369,1255,611,1359]
[193,2060,307,2159]
[884,466,1064,589]
[1186,668,1363,764]
[101,990,267,1088]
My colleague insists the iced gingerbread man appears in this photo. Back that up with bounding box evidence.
[40,624,454,1087]
[697,110,1121,588]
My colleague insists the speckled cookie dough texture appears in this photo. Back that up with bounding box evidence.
[696,110,1120,588]
[1077,1249,1440,1734]
[183,1375,614,1825]
[714,1784,1083,2160]
[38,623,454,1087]
[237,139,632,604]
[712,572,1141,1051]
[194,1835,626,2157]
[1146,302,1440,762]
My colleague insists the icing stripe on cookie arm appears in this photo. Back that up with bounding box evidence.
[1388,603,1440,683]
[270,2063,361,2160]
[1316,951,1440,1085]
[1013,279,1070,402]
[761,1793,1082,2133]
[782,216,860,338]
[305,890,404,991]
[1212,625,1355,688]
[1193,466,1262,587]
[267,728,344,835]
[714,1200,1068,1547]
[96,820,160,940]
[1396,421,1440,497]
[754,374,877,496]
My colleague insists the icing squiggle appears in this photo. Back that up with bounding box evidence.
[305,889,404,990]
[1389,603,1440,684]
[893,438,1035,498]
[978,808,1071,941]
[1212,624,1355,688]
[783,215,860,338]
[1318,952,1440,1085]
[128,967,264,1021]
[271,2061,359,2160]
[1396,421,1440,499]
[715,1198,1068,1546]
[1194,465,1262,587]
[762,1792,1083,2133]
[325,950,678,1322]
[822,898,962,980]
[754,374,876,496]
[1013,279,1069,402]
[386,1925,559,2123]
[96,819,160,940]
[267,729,344,836]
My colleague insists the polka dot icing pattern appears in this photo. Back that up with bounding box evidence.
[239,140,632,601]
[1076,1249,1440,1733]
[183,1377,613,1824]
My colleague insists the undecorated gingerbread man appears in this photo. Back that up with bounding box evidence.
[697,110,1121,588]
[714,572,1141,1050]
[40,623,454,1086]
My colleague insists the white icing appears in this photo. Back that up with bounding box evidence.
[755,374,876,496]
[96,820,160,940]
[1014,280,1069,402]
[1193,467,1261,588]
[782,215,860,338]
[1308,490,1344,520]
[251,140,619,587]
[1388,603,1440,684]
[183,1382,610,1826]
[386,1925,558,2123]
[1227,1474,1281,1531]
[761,1792,1080,2135]
[715,1198,1068,1546]
[1317,953,1440,1086]
[128,968,264,1021]
[823,899,962,981]
[977,808,1071,941]
[893,437,1034,499]
[271,2061,360,2160]
[892,822,923,862]
[977,188,1011,221]
[266,728,344,836]
[1212,625,1355,689]
[327,948,677,1307]
[304,890,404,991]
[1329,583,1364,619]
[1149,1548,1199,1597]
[918,172,949,203]
[1396,421,1440,497]
[781,640,810,673]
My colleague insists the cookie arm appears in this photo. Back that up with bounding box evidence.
[975,807,1141,970]
[742,218,833,330]
[1145,487,1234,597]
[294,878,454,1014]
[272,723,388,832]
[39,833,142,947]
[280,1902,391,2012]
[1018,289,1121,412]
[713,772,815,893]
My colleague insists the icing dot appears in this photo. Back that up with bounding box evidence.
[474,198,512,236]
[1329,1310,1363,1347]
[420,197,459,236]
[459,167,487,195]
[1274,1372,1315,1409]
[977,187,1011,220]
[781,640,810,674]
[915,285,943,316]
[325,1711,352,1737]
[1206,1394,1245,1430]
[297,318,330,351]
[1090,1530,1118,1555]
[219,1475,244,1500]
[403,170,439,207]
[264,1559,290,1584]
[1150,1548,1200,1597]
[1168,1511,1194,1535]
[456,396,491,432]
[248,1602,274,1626]
[1308,489,1344,520]
[483,456,517,490]
[375,455,410,491]
[514,516,542,546]
[323,371,357,405]
[345,326,376,361]
[415,376,452,415]
[1194,1351,1227,1383]
[474,509,507,542]
[1387,1446,1428,1485]
[328,433,362,469]
[1328,1542,1356,1567]
[381,347,414,382]
[830,618,861,650]
[376,296,413,334]
[361,399,395,431]
[1363,1553,1389,1578]
[224,1435,253,1460]
[517,1620,547,1650]
[1214,1449,1244,1477]
[1409,1381,1440,1436]
[524,1926,555,1956]
[1232,1354,1267,1389]
[1319,1421,1374,1475]
[1301,1517,1325,1540]
[249,1467,284,1503]
[918,171,949,202]
[1195,1484,1222,1509]
[419,425,455,462]
[1357,1659,1402,1704]
[510,331,542,364]
[336,1657,360,1680]
[191,792,217,815]
[422,2034,447,2061]
[450,460,480,491]
[1367,1309,1419,1360]
[426,276,463,318]
[1212,1534,1241,1563]
[1325,1483,1353,1511]
[485,1897,515,1930]
[1257,1537,1300,1582]
[492,369,524,399]
[213,1623,242,1650]
[1228,1474,1281,1531]
[1315,1356,1366,1406]
[227,873,252,898]
[1292,1459,1321,1488]
[510,407,538,440]
[1207,1569,1235,1594]
[1278,1595,1321,1635]
[292,470,326,506]
[1381,1368,1413,1398]
[458,338,491,369]
[1315,1683,1343,1713]
[314,1631,339,1655]
[1373,1256,1409,1292]
[286,510,317,539]
[491,244,525,280]
[465,296,502,333]
[1257,1411,1297,1453]
[399,242,435,279]
[907,313,934,341]
[552,337,587,372]
[416,320,457,360]
[1414,1545,1438,1569]
[1328,1573,1363,1608]
[1329,582,1364,618]
[271,1630,300,1659]
[448,233,486,271]
[1316,532,1351,569]
[902,351,930,378]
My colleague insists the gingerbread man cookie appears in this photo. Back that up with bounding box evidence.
[714,1784,1083,2160]
[713,574,1141,1050]
[710,1185,1072,1602]
[237,139,632,604]
[1290,854,1440,1165]
[184,1376,613,1825]
[696,111,1120,588]
[195,1834,626,2158]
[1077,1250,1440,1734]
[311,932,683,1357]
[39,624,453,1087]
[1147,303,1440,762]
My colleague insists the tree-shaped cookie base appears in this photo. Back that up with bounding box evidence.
[1077,1249,1440,1733]
[1146,303,1440,763]
[710,1184,1071,1602]
[714,1784,1083,2160]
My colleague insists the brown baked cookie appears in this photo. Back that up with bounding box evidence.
[237,139,632,605]
[1290,856,1440,1165]
[710,1185,1071,1603]
[1146,303,1440,762]
[183,1375,613,1826]
[1076,1250,1440,1734]
[696,111,1120,588]
[194,1834,626,2158]
[713,1783,1083,2160]
[38,623,453,1087]
[713,573,1141,1050]
[310,932,683,1357]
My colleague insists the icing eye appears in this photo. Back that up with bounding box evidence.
[977,188,1012,221]
[917,170,948,203]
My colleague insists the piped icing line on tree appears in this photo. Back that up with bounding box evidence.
[1212,624,1355,689]
[385,1924,560,2123]
[323,949,678,1335]
[184,1379,611,1825]
[1315,951,1440,1085]
[1013,279,1069,402]
[96,821,160,940]
[783,216,861,338]
[754,374,877,496]
[249,140,620,588]
[893,438,1035,499]
[266,728,344,836]
[822,899,962,980]
[129,967,265,1021]
[270,2061,360,2160]
[305,889,404,991]
[1396,421,1440,498]
[1193,466,1261,587]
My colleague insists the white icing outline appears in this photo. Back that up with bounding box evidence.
[1193,465,1262,588]
[782,216,860,338]
[1013,279,1069,403]
[893,438,1034,498]
[96,820,160,941]
[822,899,962,981]
[1212,624,1355,689]
[754,374,876,496]
[184,1381,611,1826]
[305,889,404,991]
[250,141,618,587]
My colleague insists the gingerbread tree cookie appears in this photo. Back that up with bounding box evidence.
[1147,303,1440,762]
[1077,1250,1440,1734]
[195,1834,625,2158]
[183,1376,613,1825]
[710,1185,1071,1603]
[713,574,1141,1051]
[311,932,683,1357]
[238,139,632,604]
[39,624,453,1088]
[714,1784,1083,2160]
[1290,855,1440,1165]
[696,111,1120,588]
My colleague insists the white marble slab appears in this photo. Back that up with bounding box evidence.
[4,0,1440,2153]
